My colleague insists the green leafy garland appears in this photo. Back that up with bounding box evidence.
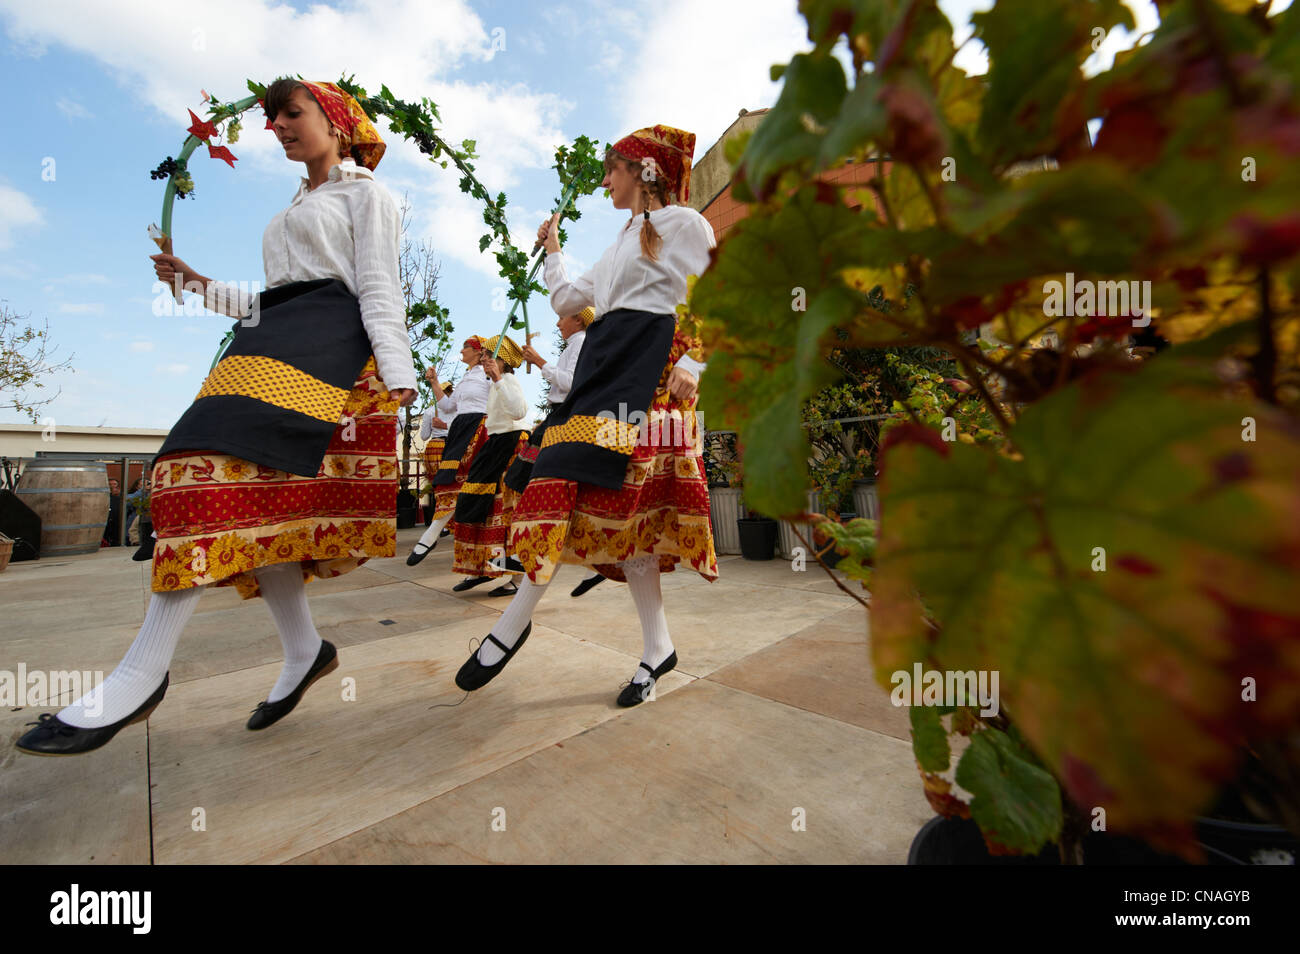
[149,76,605,366]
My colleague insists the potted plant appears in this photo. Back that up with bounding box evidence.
[703,430,743,554]
[692,0,1300,864]
[736,500,778,561]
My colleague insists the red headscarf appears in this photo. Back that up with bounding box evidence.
[298,81,386,171]
[611,125,697,204]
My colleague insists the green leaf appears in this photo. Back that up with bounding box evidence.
[955,728,1063,854]
[910,704,950,772]
[871,355,1300,846]
[734,52,848,200]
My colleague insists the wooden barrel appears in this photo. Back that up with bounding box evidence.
[15,460,110,557]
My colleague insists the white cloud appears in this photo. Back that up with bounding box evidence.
[129,340,154,352]
[55,96,91,119]
[612,0,809,160]
[59,302,104,314]
[0,183,42,249]
[155,363,190,376]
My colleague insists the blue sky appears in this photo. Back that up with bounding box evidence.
[0,0,1182,429]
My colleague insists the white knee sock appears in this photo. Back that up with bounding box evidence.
[623,555,673,683]
[254,563,323,703]
[415,513,452,550]
[476,576,548,665]
[59,587,203,728]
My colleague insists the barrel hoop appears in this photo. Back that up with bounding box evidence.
[15,487,109,494]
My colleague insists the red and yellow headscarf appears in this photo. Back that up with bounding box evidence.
[611,125,697,204]
[299,81,386,171]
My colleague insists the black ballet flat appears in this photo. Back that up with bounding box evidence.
[406,540,436,566]
[570,574,606,598]
[452,575,493,592]
[487,581,518,597]
[616,652,678,708]
[455,623,531,691]
[15,673,170,756]
[131,535,156,562]
[246,640,338,731]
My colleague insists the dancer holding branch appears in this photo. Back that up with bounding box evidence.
[18,78,417,755]
[454,125,718,707]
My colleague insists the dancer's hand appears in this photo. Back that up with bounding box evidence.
[432,416,447,429]
[150,253,202,294]
[666,366,698,402]
[481,355,502,381]
[537,213,562,255]
[520,343,545,368]
[390,388,416,407]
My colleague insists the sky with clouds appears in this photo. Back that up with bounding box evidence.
[0,0,1197,430]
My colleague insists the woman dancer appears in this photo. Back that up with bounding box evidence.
[448,336,531,595]
[419,377,452,521]
[17,78,417,755]
[504,307,605,597]
[454,125,718,707]
[406,338,490,565]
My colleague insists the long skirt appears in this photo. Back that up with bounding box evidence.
[148,357,399,599]
[452,428,531,576]
[422,436,445,506]
[508,317,717,585]
[432,416,487,520]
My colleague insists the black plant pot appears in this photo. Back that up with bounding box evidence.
[737,517,777,560]
[907,814,1294,865]
[817,511,856,569]
[396,489,418,530]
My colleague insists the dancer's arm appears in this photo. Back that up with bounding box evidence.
[149,254,253,318]
[538,214,599,316]
[349,183,418,395]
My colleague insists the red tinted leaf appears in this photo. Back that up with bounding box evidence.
[207,144,238,168]
[1115,554,1159,576]
[1232,213,1300,266]
[187,107,219,142]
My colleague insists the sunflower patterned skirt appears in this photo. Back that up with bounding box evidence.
[452,429,532,577]
[432,420,488,520]
[508,327,718,586]
[422,436,445,507]
[149,358,399,599]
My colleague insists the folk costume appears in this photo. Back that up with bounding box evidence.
[449,335,532,592]
[503,307,593,494]
[18,80,416,756]
[454,125,718,707]
[419,395,450,507]
[407,344,490,563]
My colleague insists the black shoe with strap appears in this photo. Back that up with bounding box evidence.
[15,673,170,756]
[570,574,606,598]
[487,581,518,597]
[406,540,437,566]
[247,640,339,731]
[617,652,678,708]
[452,575,493,592]
[455,623,532,691]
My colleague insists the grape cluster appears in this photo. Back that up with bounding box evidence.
[225,117,241,144]
[149,157,194,199]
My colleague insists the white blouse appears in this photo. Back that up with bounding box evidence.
[484,373,530,436]
[203,159,417,393]
[419,406,449,441]
[539,328,586,405]
[543,205,713,378]
[431,364,489,425]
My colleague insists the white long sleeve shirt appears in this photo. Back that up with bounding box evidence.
[203,159,417,392]
[431,365,489,426]
[543,205,713,379]
[485,373,530,436]
[419,406,449,441]
[539,329,586,405]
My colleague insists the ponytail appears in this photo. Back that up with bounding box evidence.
[638,181,668,262]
